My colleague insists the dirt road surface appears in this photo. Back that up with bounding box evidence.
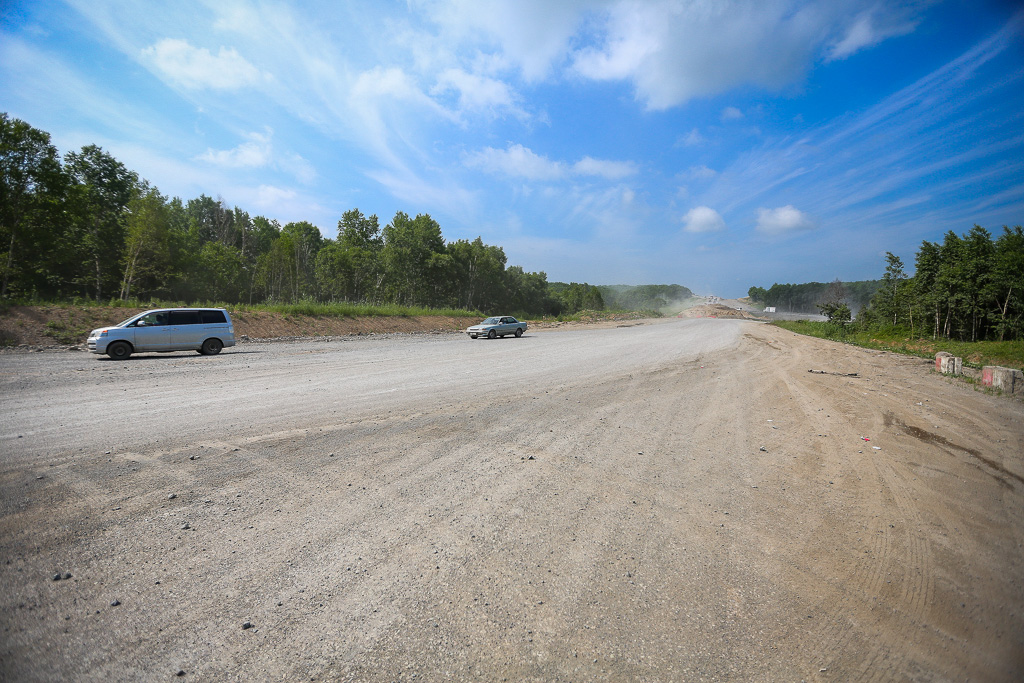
[2,319,1022,681]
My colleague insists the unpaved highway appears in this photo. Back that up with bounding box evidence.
[1,319,1022,681]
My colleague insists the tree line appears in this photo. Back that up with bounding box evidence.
[1,113,608,317]
[748,224,1024,342]
[599,284,694,312]
[863,225,1024,341]
[747,280,881,314]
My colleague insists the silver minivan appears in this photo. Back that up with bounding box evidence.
[87,308,235,360]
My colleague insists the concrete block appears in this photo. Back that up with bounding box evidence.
[936,352,962,375]
[982,366,1024,394]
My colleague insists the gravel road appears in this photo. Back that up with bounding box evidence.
[2,319,1022,681]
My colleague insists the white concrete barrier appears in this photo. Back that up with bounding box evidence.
[982,366,1023,395]
[935,352,962,375]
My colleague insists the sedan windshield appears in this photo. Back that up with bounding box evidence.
[481,317,501,324]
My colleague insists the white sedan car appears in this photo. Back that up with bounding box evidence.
[466,316,527,339]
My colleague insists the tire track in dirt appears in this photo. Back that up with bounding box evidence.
[3,320,1023,681]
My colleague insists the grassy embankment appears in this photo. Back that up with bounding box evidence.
[0,299,485,346]
[773,320,1024,371]
[1,299,659,346]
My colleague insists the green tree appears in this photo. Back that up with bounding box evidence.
[194,241,244,303]
[0,114,68,299]
[187,194,236,248]
[961,225,994,341]
[314,242,353,302]
[747,286,768,304]
[560,282,604,313]
[280,221,323,300]
[381,212,446,306]
[448,237,507,310]
[873,252,907,326]
[65,145,138,300]
[334,209,383,302]
[989,225,1024,341]
[912,240,942,338]
[120,184,172,300]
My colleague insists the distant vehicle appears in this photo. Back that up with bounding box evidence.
[466,316,527,339]
[87,308,235,360]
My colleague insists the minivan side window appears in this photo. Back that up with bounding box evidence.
[137,312,168,326]
[169,310,201,325]
[200,310,227,324]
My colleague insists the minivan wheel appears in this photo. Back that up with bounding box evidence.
[200,338,223,355]
[106,341,132,360]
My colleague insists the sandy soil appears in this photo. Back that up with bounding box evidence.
[1,319,1021,681]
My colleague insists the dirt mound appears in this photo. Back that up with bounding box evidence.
[0,305,480,348]
[675,303,763,320]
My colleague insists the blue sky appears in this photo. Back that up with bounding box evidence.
[2,0,1022,297]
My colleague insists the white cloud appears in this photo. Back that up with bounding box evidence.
[197,129,272,168]
[827,10,919,62]
[573,156,637,179]
[141,38,264,90]
[688,165,717,180]
[432,68,521,114]
[721,106,744,121]
[570,0,926,110]
[423,0,594,82]
[683,206,726,233]
[756,205,815,234]
[465,143,566,180]
[195,129,316,184]
[678,128,705,147]
[465,144,637,182]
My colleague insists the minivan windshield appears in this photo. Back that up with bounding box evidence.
[116,314,142,327]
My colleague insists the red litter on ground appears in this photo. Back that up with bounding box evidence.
[861,437,870,441]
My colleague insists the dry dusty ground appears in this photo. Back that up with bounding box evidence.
[0,319,1022,682]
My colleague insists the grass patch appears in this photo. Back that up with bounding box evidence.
[41,318,96,345]
[232,300,481,319]
[533,309,663,323]
[1,298,483,319]
[774,320,1024,371]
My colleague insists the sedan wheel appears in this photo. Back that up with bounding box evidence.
[515,328,523,338]
[487,330,496,339]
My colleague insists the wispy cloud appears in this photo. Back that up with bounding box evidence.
[827,8,920,62]
[197,129,273,168]
[196,128,317,184]
[721,106,744,121]
[465,143,565,180]
[431,68,526,119]
[465,143,636,182]
[141,38,266,90]
[696,14,1024,239]
[573,156,637,179]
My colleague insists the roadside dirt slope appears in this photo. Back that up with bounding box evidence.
[1,320,1021,681]
[0,305,481,347]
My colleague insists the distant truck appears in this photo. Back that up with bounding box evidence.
[764,307,776,313]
